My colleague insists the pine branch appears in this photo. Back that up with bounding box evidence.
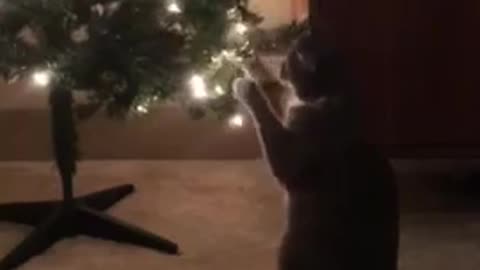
[0,0,259,119]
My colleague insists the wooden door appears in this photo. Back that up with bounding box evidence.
[311,0,480,157]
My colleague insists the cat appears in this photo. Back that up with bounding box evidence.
[233,31,399,270]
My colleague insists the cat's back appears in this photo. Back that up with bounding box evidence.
[281,142,398,270]
[281,95,360,183]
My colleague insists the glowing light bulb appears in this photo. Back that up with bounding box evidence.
[136,105,148,114]
[234,22,248,35]
[228,114,244,128]
[31,70,52,87]
[215,85,225,96]
[167,2,182,14]
[190,74,208,100]
[227,8,237,19]
[211,54,222,64]
[222,50,235,58]
[221,50,242,62]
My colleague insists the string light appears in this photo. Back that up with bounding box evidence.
[226,8,237,19]
[136,105,148,114]
[234,22,248,35]
[221,50,243,62]
[215,85,225,96]
[31,70,52,87]
[167,2,182,14]
[228,113,244,128]
[189,74,208,100]
[170,3,248,129]
[222,50,236,58]
[211,54,222,64]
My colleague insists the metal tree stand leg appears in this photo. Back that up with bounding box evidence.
[0,88,179,270]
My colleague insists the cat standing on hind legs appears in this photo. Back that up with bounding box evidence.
[233,31,399,270]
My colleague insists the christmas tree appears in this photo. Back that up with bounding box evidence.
[0,0,263,118]
[0,1,262,269]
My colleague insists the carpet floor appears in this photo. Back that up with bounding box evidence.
[0,160,479,270]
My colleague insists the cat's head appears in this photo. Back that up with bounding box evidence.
[280,31,345,102]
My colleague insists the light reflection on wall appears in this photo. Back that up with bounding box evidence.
[250,0,309,29]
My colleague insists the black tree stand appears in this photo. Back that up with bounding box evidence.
[0,88,179,270]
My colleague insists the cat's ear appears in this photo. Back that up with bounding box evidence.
[296,50,316,74]
[292,32,317,74]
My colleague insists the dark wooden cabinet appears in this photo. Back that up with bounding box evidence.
[312,0,480,157]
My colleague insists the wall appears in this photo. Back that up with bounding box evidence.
[250,0,308,28]
[0,81,260,160]
[250,0,292,29]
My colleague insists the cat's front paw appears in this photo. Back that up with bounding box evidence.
[232,77,259,105]
[242,55,278,82]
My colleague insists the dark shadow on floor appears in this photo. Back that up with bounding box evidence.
[395,160,480,213]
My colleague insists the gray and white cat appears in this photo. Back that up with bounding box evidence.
[234,32,398,270]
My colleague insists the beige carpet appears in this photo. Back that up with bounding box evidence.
[0,160,479,270]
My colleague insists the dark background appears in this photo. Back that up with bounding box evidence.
[312,0,480,157]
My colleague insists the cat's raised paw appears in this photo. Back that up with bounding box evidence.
[232,77,258,104]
